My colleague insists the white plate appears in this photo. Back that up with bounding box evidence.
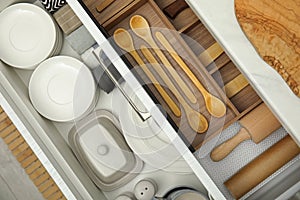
[118,84,192,174]
[48,24,62,56]
[50,27,63,56]
[29,56,97,122]
[0,3,57,69]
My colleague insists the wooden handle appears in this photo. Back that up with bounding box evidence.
[155,31,207,95]
[210,128,251,162]
[156,31,226,118]
[163,0,189,19]
[140,46,186,102]
[225,135,300,199]
[130,51,181,117]
[141,46,208,133]
[96,0,115,12]
[149,45,197,104]
[240,103,282,143]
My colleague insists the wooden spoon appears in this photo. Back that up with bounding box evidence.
[156,31,227,118]
[113,28,181,117]
[141,45,208,133]
[129,15,197,104]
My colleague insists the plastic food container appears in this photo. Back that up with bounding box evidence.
[68,109,143,191]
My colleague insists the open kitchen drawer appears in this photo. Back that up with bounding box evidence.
[0,0,299,199]
[0,0,205,200]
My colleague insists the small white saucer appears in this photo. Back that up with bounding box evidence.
[29,56,97,122]
[0,3,57,69]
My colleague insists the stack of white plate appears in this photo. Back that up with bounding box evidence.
[0,3,63,70]
[29,56,98,122]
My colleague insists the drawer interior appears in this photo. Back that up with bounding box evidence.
[0,1,206,199]
[1,0,299,199]
[78,0,300,199]
[81,0,261,150]
[198,123,300,199]
[0,41,107,200]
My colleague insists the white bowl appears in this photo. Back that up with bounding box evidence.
[29,56,97,122]
[0,3,58,69]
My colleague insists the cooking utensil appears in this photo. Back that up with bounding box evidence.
[92,47,151,121]
[225,135,300,199]
[96,0,115,12]
[211,103,281,161]
[129,15,197,104]
[141,46,208,133]
[156,31,226,118]
[163,0,189,19]
[113,28,181,117]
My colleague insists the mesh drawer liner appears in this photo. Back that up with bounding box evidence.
[195,122,300,199]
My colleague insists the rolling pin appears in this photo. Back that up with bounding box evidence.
[225,135,300,199]
[211,103,281,161]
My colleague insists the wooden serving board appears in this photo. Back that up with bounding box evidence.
[235,0,300,97]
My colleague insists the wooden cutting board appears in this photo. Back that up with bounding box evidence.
[235,0,300,97]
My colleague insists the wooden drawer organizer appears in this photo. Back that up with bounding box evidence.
[81,0,262,150]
